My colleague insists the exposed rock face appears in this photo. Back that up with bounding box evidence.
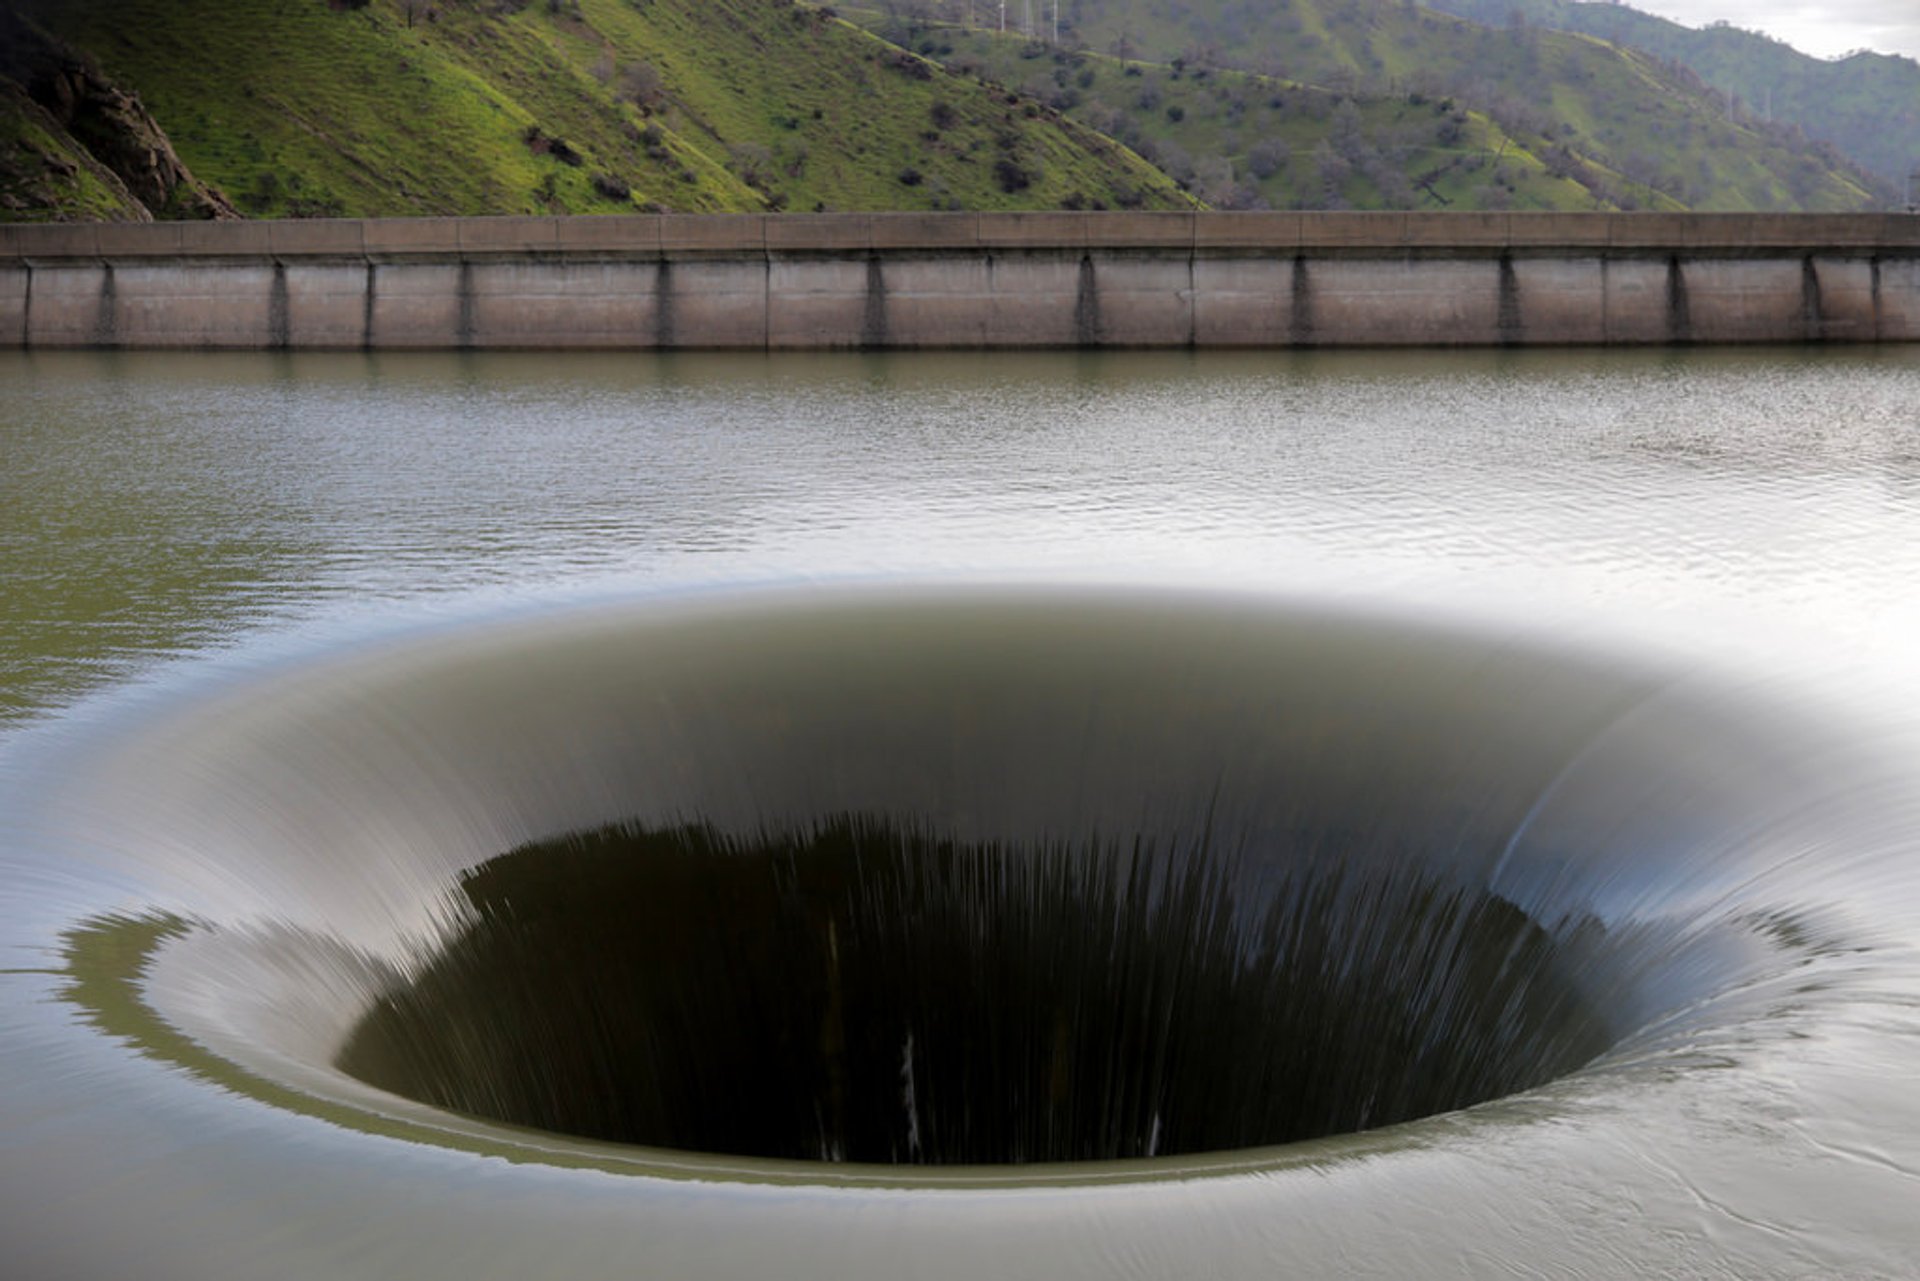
[27,65,236,219]
[0,77,150,220]
[0,6,236,220]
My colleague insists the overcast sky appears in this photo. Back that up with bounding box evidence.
[1624,1,1920,61]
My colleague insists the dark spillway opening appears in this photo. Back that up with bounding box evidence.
[304,590,1739,1166]
[338,812,1611,1165]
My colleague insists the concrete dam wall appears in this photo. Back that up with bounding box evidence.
[4,212,1918,349]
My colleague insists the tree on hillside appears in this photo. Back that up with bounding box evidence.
[1247,136,1289,179]
[1330,99,1366,161]
[1313,138,1350,203]
[1191,152,1237,205]
[620,61,668,111]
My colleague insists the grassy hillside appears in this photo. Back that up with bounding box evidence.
[5,0,1187,217]
[934,0,1887,210]
[3,0,1889,221]
[856,17,1663,210]
[1420,0,1920,189]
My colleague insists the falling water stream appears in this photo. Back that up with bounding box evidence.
[3,348,1919,1278]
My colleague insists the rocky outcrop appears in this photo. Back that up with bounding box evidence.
[0,78,150,220]
[0,7,235,220]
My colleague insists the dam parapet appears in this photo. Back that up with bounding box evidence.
[4,211,1917,349]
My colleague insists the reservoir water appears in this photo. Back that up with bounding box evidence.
[3,347,1920,1277]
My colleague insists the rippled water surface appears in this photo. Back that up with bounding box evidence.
[4,347,1920,1278]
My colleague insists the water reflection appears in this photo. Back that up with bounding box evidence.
[5,346,1920,722]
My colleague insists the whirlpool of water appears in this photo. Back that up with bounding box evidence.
[4,349,1920,1278]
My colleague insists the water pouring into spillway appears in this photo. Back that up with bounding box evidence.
[6,579,1916,1281]
[337,814,1612,1164]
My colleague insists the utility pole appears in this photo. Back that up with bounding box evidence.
[1908,170,1919,214]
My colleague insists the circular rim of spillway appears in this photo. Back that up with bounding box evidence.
[13,579,1892,1190]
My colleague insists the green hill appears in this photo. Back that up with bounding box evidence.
[1419,0,1920,190]
[957,0,1888,210]
[1,0,1188,219]
[0,4,236,220]
[852,15,1668,210]
[2,0,1891,222]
